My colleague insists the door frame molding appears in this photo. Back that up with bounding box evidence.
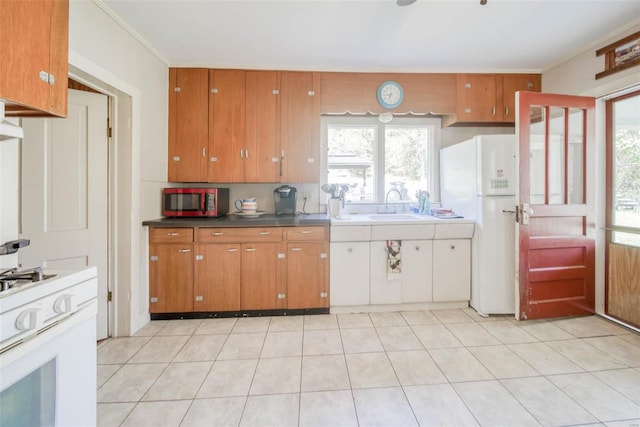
[68,51,142,337]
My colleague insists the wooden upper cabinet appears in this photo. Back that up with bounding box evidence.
[456,74,498,122]
[0,0,69,117]
[208,69,246,183]
[455,73,541,124]
[500,74,541,122]
[245,70,281,183]
[280,71,321,183]
[168,68,209,182]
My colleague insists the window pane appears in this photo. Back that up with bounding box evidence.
[529,106,546,204]
[548,107,566,205]
[327,126,376,202]
[385,126,430,202]
[612,95,640,231]
[567,108,584,204]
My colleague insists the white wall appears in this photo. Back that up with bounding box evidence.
[68,1,168,335]
[542,23,640,317]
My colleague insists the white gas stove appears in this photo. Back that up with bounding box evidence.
[0,267,98,426]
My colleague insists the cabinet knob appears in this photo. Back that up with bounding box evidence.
[415,246,420,251]
[347,248,353,253]
[211,88,218,94]
[450,245,456,250]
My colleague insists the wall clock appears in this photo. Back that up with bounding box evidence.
[377,81,404,109]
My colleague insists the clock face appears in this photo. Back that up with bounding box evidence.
[377,81,403,109]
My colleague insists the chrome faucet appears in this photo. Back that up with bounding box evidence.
[384,189,405,212]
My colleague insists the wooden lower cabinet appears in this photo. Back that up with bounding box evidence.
[286,241,329,309]
[148,226,328,314]
[241,242,286,310]
[149,243,194,313]
[194,244,241,311]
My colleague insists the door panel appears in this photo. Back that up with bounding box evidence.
[21,89,109,338]
[516,91,595,320]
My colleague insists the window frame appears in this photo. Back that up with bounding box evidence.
[320,115,441,204]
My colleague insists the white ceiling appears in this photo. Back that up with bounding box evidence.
[100,0,640,72]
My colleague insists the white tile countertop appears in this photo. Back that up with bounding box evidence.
[330,213,476,226]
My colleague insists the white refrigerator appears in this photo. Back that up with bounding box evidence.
[440,135,517,315]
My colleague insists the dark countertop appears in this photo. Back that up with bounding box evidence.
[142,213,331,228]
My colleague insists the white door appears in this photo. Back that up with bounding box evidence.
[20,89,109,340]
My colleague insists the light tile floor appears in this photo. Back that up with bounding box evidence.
[97,309,640,427]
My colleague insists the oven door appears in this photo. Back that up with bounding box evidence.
[0,301,97,427]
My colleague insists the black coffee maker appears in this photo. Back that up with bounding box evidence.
[274,185,297,216]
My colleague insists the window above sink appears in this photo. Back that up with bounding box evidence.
[322,116,441,205]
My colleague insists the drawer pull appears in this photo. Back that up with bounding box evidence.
[212,232,224,236]
[301,230,312,234]
[291,247,302,251]
[178,249,191,253]
[245,248,257,252]
[258,231,270,235]
[167,232,179,236]
[226,248,239,252]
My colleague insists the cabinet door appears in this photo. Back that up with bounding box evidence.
[149,243,194,313]
[456,74,498,122]
[194,244,241,311]
[500,74,541,122]
[401,240,433,303]
[48,0,69,116]
[330,242,370,306]
[287,242,329,309]
[433,239,471,302]
[245,71,280,182]
[280,71,320,183]
[168,68,208,182]
[241,242,285,310]
[208,69,246,182]
[370,241,402,304]
[0,0,68,116]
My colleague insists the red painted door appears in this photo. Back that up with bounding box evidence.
[516,92,596,320]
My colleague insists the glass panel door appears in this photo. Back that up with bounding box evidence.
[605,89,640,328]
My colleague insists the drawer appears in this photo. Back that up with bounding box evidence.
[434,223,475,239]
[330,226,371,242]
[285,226,326,241]
[197,227,283,243]
[150,227,194,243]
[371,224,435,240]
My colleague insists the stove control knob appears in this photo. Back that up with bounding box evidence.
[54,294,74,314]
[16,308,40,331]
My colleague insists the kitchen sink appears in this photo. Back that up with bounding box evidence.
[367,214,422,221]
